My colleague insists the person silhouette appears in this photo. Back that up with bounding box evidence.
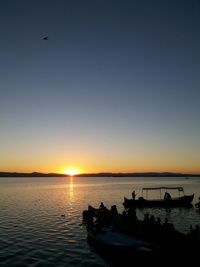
[164,192,171,201]
[132,190,136,200]
[99,202,105,209]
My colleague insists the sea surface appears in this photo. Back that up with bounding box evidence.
[0,176,200,266]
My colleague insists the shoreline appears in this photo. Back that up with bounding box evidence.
[0,172,200,178]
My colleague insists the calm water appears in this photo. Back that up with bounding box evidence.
[0,176,200,266]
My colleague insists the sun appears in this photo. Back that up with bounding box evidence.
[64,169,80,176]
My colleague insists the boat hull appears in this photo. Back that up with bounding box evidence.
[86,224,156,263]
[86,224,196,264]
[123,194,194,208]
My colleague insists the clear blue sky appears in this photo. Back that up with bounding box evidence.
[0,0,200,173]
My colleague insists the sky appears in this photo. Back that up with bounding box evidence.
[0,0,200,174]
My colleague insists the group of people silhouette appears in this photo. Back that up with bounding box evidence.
[83,198,200,248]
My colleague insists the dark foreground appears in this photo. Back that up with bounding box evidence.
[83,204,200,266]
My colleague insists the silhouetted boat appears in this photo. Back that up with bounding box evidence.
[87,223,154,255]
[83,204,200,263]
[123,187,194,208]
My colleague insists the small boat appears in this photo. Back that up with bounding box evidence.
[123,186,194,208]
[83,204,200,263]
[83,205,156,260]
[87,223,154,255]
[86,223,158,264]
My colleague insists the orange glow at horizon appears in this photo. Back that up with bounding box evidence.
[64,168,80,176]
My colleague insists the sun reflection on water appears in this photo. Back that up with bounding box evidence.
[69,176,74,200]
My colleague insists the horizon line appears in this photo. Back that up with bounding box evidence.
[0,171,200,177]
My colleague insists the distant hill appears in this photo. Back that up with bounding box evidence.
[0,172,66,177]
[0,171,199,177]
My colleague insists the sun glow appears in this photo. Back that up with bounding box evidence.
[64,168,80,176]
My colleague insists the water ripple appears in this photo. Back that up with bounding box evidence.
[0,176,200,266]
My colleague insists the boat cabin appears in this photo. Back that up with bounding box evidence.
[142,186,185,200]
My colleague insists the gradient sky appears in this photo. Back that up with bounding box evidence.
[0,0,200,174]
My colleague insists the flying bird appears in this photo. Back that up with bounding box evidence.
[43,36,48,40]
